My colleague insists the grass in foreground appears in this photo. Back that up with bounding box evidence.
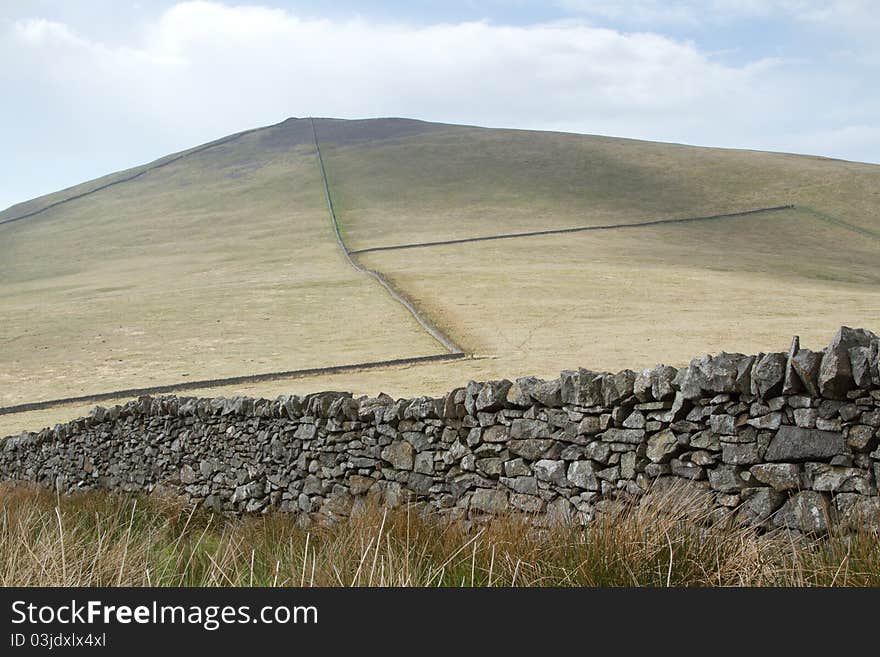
[1,485,878,587]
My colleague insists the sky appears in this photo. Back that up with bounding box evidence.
[2,1,880,211]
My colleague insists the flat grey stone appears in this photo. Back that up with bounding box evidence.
[600,428,645,444]
[749,463,801,491]
[772,491,831,534]
[765,426,847,462]
[509,418,550,440]
[470,488,509,514]
[602,369,636,406]
[533,459,567,485]
[707,465,747,493]
[381,440,414,470]
[751,353,786,399]
[508,439,555,460]
[790,349,822,397]
[475,380,513,412]
[567,461,599,491]
[560,368,605,406]
[646,429,679,463]
[742,487,786,521]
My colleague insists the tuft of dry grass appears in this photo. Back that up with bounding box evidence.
[2,483,878,587]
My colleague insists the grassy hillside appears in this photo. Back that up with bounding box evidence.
[1,117,879,436]
[0,118,441,408]
[0,123,279,227]
[319,123,880,250]
[360,207,880,379]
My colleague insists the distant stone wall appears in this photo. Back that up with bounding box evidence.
[2,327,879,533]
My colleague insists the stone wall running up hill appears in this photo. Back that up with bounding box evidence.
[2,327,879,533]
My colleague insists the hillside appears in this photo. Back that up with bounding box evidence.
[317,121,880,249]
[2,116,879,435]
[0,118,444,411]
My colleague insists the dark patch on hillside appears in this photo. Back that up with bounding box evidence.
[312,117,451,147]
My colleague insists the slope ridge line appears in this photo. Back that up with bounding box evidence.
[309,118,464,355]
[0,121,288,227]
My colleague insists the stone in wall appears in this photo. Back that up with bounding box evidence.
[1,327,879,534]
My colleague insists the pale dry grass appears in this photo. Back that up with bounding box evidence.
[3,119,880,435]
[0,122,440,408]
[0,357,496,438]
[1,483,878,587]
[359,212,880,379]
[4,209,878,437]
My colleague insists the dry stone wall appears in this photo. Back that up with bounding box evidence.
[2,327,880,533]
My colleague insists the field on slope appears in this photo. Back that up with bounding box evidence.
[359,207,880,379]
[319,118,880,383]
[0,118,441,410]
[319,121,880,250]
[2,117,879,437]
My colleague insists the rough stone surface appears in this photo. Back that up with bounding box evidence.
[806,463,872,495]
[381,440,414,471]
[567,461,599,491]
[819,327,878,399]
[742,487,786,523]
[790,349,822,397]
[749,463,801,491]
[470,489,509,514]
[819,348,854,400]
[850,345,877,389]
[773,491,831,534]
[512,377,562,407]
[602,428,645,444]
[782,336,803,395]
[651,365,678,401]
[476,380,513,412]
[834,493,880,529]
[765,426,847,462]
[708,465,747,493]
[533,459,567,486]
[752,353,787,399]
[646,430,679,463]
[1,328,878,532]
[602,370,636,406]
[560,369,604,406]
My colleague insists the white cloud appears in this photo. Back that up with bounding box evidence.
[560,0,880,31]
[794,0,880,34]
[1,1,878,209]
[778,124,880,163]
[4,3,777,134]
